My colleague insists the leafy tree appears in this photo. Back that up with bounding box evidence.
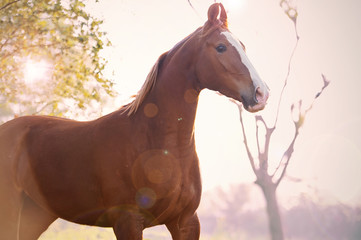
[0,0,115,120]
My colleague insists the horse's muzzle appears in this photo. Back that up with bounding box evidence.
[246,87,269,113]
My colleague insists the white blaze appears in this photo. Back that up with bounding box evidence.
[221,31,266,92]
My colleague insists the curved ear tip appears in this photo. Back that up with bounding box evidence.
[207,3,220,22]
[209,2,220,10]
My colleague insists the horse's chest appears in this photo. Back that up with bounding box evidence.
[139,180,200,227]
[130,149,201,222]
[131,149,182,195]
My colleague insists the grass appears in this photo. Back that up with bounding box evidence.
[39,219,268,240]
[39,220,171,240]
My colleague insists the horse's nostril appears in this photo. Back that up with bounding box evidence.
[254,87,264,104]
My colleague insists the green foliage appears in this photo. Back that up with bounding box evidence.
[0,0,115,119]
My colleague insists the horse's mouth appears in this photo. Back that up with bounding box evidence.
[245,102,267,113]
[242,88,269,113]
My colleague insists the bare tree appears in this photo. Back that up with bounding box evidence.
[235,75,329,240]
[233,1,330,240]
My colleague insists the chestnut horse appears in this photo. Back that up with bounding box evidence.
[0,3,269,240]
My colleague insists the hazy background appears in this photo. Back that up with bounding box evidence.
[38,0,361,239]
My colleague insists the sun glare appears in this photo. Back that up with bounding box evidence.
[223,0,246,10]
[24,59,52,84]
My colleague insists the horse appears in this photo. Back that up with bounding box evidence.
[0,3,269,240]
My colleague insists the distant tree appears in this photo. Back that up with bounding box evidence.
[200,187,361,240]
[284,195,361,240]
[233,1,330,240]
[0,0,114,120]
[199,184,269,239]
[198,185,253,236]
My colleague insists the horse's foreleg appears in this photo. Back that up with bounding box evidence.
[18,194,57,240]
[0,185,22,240]
[166,213,200,240]
[112,211,144,240]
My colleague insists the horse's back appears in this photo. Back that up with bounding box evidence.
[0,115,84,194]
[0,116,35,184]
[0,116,73,164]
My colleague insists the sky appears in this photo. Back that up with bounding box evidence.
[83,0,361,208]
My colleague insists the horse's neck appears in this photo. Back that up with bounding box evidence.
[136,48,200,151]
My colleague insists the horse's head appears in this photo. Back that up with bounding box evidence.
[195,3,269,112]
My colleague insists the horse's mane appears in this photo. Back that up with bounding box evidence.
[123,21,227,116]
[122,31,199,117]
[122,52,168,116]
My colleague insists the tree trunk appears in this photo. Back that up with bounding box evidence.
[257,176,284,240]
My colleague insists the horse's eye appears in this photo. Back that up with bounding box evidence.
[216,44,227,53]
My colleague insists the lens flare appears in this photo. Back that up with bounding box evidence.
[24,59,52,84]
[223,0,246,11]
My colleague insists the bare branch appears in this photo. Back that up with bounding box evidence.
[255,118,261,155]
[0,27,20,52]
[273,76,330,186]
[255,115,269,129]
[274,126,299,187]
[187,0,194,9]
[274,32,299,127]
[255,116,275,171]
[236,104,258,176]
[186,0,202,19]
[0,0,20,11]
[312,74,330,104]
[274,0,300,128]
[300,74,330,122]
[318,74,330,95]
[273,101,302,184]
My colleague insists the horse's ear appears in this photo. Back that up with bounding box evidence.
[207,3,220,24]
[207,3,228,27]
[219,3,228,27]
